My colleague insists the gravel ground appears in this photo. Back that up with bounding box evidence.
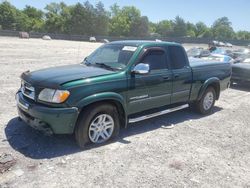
[0,37,250,188]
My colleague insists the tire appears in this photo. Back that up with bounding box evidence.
[194,87,216,115]
[75,103,120,149]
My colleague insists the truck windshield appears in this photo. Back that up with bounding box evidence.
[83,44,137,70]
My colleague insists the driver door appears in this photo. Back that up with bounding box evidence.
[127,47,173,115]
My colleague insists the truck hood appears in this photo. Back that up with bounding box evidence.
[21,64,114,88]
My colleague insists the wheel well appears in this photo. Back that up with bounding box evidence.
[78,100,126,128]
[208,82,220,100]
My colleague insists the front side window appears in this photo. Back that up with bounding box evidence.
[85,44,137,70]
[140,49,167,70]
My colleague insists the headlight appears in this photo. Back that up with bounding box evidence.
[38,88,70,103]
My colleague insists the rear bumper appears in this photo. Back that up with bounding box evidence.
[16,92,79,134]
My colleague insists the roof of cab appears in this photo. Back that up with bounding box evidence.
[108,40,181,47]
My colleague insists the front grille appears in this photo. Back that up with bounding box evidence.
[21,81,35,100]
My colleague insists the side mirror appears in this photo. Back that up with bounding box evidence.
[132,63,150,74]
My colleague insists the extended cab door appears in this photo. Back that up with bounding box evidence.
[127,47,173,114]
[167,45,192,104]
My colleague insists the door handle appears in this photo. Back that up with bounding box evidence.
[162,76,170,80]
[174,74,180,79]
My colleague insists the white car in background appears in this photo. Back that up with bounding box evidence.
[218,41,225,47]
[225,42,233,47]
[89,36,96,42]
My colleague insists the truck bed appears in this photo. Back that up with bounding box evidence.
[189,57,230,68]
[188,57,232,101]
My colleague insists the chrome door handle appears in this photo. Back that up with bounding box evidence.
[162,76,170,80]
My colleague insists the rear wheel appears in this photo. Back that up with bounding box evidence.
[75,103,120,148]
[194,87,216,115]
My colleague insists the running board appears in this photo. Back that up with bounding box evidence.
[128,104,189,123]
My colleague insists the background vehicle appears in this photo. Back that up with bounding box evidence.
[225,42,233,47]
[16,41,231,148]
[201,53,234,63]
[232,48,250,59]
[187,47,210,58]
[232,54,250,84]
[89,36,96,42]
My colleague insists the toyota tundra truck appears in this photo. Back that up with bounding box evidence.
[16,41,231,148]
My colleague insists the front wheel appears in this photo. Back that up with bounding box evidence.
[194,87,216,115]
[88,114,115,144]
[75,103,120,148]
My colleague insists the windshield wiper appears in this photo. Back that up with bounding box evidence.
[94,63,117,71]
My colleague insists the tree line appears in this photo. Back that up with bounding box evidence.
[0,1,250,40]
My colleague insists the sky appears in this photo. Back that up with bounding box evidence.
[6,0,250,31]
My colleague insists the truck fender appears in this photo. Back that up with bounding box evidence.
[76,92,128,126]
[197,77,220,101]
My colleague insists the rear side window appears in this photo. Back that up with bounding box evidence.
[168,46,188,69]
[141,49,167,70]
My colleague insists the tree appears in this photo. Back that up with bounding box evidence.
[173,16,187,37]
[67,3,86,35]
[148,22,157,34]
[22,5,44,32]
[44,2,71,33]
[211,17,235,39]
[194,22,208,37]
[130,16,149,37]
[186,22,196,37]
[236,31,250,40]
[156,20,174,37]
[109,5,144,37]
[202,29,213,38]
[0,1,18,30]
[93,2,109,36]
[67,1,109,36]
[23,5,43,19]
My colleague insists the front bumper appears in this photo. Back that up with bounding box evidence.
[16,92,79,134]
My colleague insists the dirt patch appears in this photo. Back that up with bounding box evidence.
[0,153,16,173]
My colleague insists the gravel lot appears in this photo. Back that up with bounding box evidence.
[0,37,250,188]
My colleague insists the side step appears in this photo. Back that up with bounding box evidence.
[128,104,189,123]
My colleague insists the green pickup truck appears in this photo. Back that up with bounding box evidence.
[16,41,231,148]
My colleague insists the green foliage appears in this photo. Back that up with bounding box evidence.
[109,5,148,37]
[44,2,71,33]
[156,20,174,37]
[173,16,187,37]
[236,31,250,40]
[0,1,249,40]
[94,2,109,35]
[195,22,208,37]
[23,5,44,32]
[0,1,19,30]
[130,16,150,37]
[211,17,235,39]
[186,22,196,37]
[65,1,109,35]
[148,22,157,34]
